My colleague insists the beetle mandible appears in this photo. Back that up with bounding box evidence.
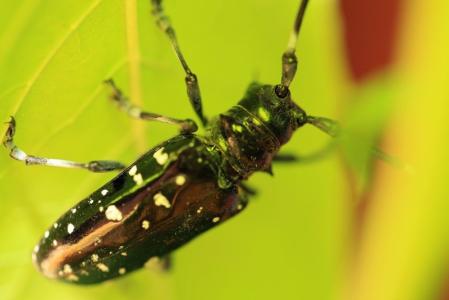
[3,0,340,284]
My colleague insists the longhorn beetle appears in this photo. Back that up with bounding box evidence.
[3,0,341,284]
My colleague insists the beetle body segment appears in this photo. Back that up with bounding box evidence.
[34,135,247,284]
[33,82,308,284]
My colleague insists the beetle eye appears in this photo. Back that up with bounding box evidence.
[274,84,290,99]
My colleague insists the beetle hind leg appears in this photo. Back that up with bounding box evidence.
[2,116,126,172]
[144,255,172,273]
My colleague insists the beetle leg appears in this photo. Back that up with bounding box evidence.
[273,153,299,163]
[145,256,172,272]
[239,183,258,196]
[2,117,126,172]
[104,79,198,134]
[150,0,208,127]
[275,147,335,164]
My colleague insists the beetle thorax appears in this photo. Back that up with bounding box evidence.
[208,82,307,179]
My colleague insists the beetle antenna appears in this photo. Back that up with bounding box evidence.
[276,0,309,98]
[306,116,413,172]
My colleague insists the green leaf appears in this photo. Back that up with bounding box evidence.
[340,75,395,195]
[0,1,348,299]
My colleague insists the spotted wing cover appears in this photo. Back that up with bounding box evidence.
[33,135,247,284]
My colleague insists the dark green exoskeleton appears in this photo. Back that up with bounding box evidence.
[2,0,338,284]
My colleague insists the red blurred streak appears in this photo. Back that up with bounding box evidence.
[338,0,402,228]
[338,0,403,288]
[339,0,402,82]
[340,2,449,299]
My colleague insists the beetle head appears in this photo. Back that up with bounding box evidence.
[237,82,307,144]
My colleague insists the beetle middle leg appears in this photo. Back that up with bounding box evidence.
[150,0,208,127]
[104,79,197,134]
[274,148,335,164]
[2,117,126,172]
[239,183,258,196]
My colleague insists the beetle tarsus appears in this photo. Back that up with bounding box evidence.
[2,116,16,148]
[3,117,126,173]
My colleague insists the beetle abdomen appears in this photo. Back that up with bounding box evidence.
[33,135,247,284]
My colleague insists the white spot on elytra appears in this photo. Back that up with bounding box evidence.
[153,148,168,165]
[175,175,186,186]
[121,252,127,256]
[67,223,75,234]
[91,254,99,262]
[128,166,144,185]
[67,274,79,281]
[212,217,220,223]
[71,208,77,214]
[101,189,109,196]
[153,192,171,208]
[119,267,126,275]
[80,269,89,276]
[197,206,203,214]
[96,263,109,272]
[237,204,243,210]
[44,231,49,238]
[128,165,137,176]
[53,223,58,229]
[142,220,150,230]
[52,240,58,247]
[133,173,143,185]
[88,199,94,204]
[105,205,123,221]
[99,206,104,212]
[63,264,72,274]
[34,245,39,253]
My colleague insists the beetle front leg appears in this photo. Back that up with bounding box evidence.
[151,0,208,127]
[2,117,126,172]
[104,79,198,134]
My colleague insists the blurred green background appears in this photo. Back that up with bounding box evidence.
[0,0,448,299]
